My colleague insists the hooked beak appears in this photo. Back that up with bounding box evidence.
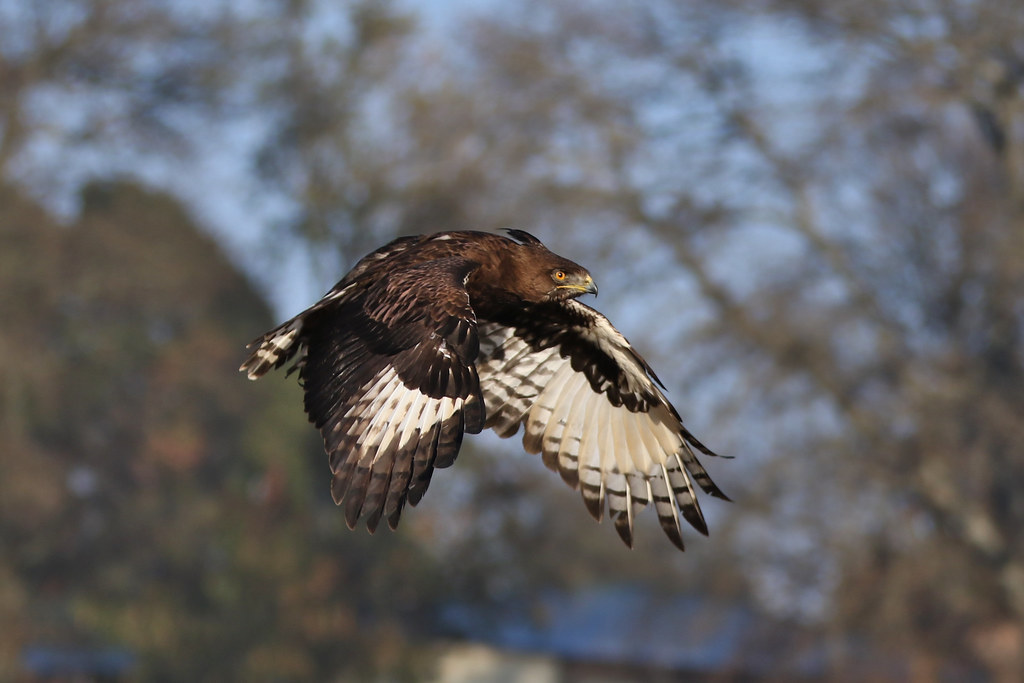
[557,274,598,297]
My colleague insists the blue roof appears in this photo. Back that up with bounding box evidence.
[22,646,136,676]
[441,585,764,673]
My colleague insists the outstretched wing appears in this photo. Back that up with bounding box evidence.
[476,300,728,550]
[240,235,425,380]
[245,255,485,533]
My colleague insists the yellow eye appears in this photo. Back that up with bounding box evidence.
[554,270,566,281]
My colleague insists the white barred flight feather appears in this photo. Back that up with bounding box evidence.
[241,229,729,551]
[475,311,729,551]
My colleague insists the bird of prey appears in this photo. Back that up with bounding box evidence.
[241,230,728,550]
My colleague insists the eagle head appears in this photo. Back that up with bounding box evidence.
[500,229,598,303]
[515,255,597,303]
[547,265,598,301]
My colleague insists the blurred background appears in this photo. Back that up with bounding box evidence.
[2,0,1023,681]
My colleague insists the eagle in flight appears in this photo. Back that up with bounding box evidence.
[241,230,728,550]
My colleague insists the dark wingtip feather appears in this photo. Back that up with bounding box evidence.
[344,494,362,530]
[386,506,404,531]
[407,467,435,506]
[612,513,635,549]
[659,520,687,551]
[433,410,464,469]
[682,428,727,458]
[711,487,732,503]
[463,393,485,434]
[681,506,710,536]
[361,466,394,535]
[580,483,605,522]
[343,465,372,529]
[330,471,348,506]
[700,477,732,502]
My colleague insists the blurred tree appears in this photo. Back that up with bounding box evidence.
[736,2,1024,680]
[258,0,1024,677]
[0,0,237,189]
[0,181,448,681]
[421,1,1023,679]
[0,0,415,225]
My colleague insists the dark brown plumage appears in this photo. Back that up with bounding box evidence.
[241,229,729,550]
